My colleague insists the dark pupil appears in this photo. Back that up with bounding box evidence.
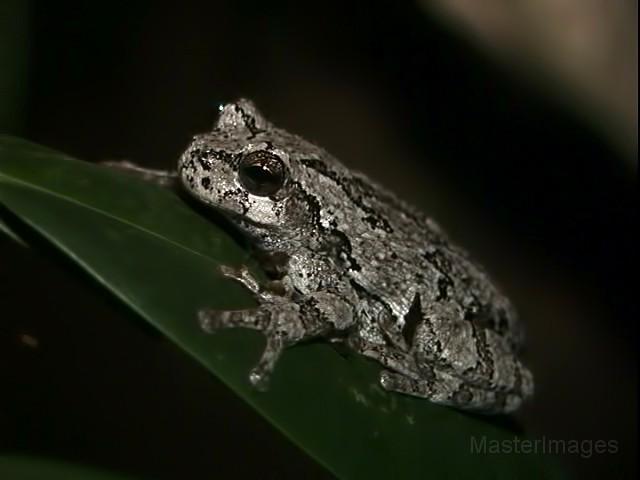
[239,152,284,196]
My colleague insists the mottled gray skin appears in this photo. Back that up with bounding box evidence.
[175,99,533,414]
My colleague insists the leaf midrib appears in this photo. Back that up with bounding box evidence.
[0,172,226,266]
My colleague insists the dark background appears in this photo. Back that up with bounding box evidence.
[0,1,636,479]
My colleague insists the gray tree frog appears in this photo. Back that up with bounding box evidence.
[113,99,534,414]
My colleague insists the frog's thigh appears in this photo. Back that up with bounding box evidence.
[413,316,532,396]
[473,329,534,398]
[380,368,522,414]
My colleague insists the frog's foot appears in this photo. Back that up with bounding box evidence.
[378,314,411,352]
[101,160,178,187]
[347,333,422,380]
[198,302,306,390]
[379,369,523,414]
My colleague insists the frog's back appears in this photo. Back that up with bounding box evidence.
[337,170,523,347]
[285,133,521,346]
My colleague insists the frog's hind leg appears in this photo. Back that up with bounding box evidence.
[410,304,534,403]
[346,330,424,380]
[379,368,523,414]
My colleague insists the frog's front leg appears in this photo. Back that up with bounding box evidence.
[200,267,355,389]
[198,301,309,389]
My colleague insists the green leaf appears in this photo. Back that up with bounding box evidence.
[0,135,565,479]
[0,455,139,480]
[0,214,27,246]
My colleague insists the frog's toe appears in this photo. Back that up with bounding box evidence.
[248,367,271,391]
[198,309,225,333]
[198,307,272,333]
[218,264,261,294]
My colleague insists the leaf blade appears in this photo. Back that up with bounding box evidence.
[0,455,140,480]
[0,136,565,480]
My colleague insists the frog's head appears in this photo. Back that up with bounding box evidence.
[178,99,334,242]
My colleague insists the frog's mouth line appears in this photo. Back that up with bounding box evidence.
[218,208,270,238]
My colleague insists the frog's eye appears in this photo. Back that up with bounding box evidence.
[238,151,286,196]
